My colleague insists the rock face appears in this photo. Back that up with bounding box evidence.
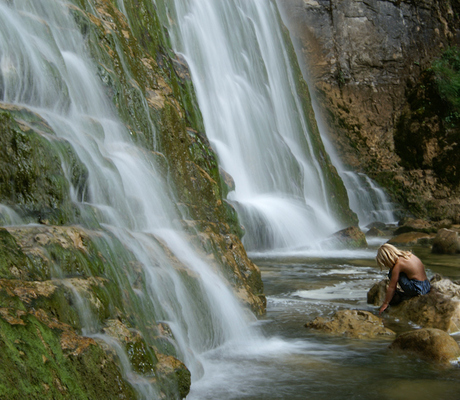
[305,309,395,338]
[390,328,460,365]
[368,276,460,333]
[278,0,460,222]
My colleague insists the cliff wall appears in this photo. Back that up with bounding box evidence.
[279,0,460,221]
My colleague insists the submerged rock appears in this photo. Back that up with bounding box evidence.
[390,328,460,365]
[305,309,395,339]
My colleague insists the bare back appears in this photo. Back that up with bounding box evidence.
[394,254,427,281]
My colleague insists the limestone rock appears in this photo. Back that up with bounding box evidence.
[330,226,367,249]
[305,309,395,339]
[432,228,460,254]
[389,328,460,365]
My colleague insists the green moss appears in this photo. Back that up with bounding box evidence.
[0,108,86,225]
[0,314,137,399]
[0,228,33,279]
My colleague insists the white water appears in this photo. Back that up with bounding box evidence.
[341,171,396,226]
[164,0,345,253]
[0,1,261,397]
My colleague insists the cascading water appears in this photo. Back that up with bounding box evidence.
[162,0,350,253]
[0,1,261,397]
[340,172,396,227]
[275,1,397,229]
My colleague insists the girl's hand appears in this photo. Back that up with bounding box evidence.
[379,303,389,315]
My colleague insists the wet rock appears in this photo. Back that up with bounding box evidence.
[432,228,460,254]
[387,232,435,247]
[305,309,395,339]
[389,328,460,365]
[368,276,460,333]
[365,227,385,237]
[367,278,388,306]
[155,353,191,400]
[330,226,367,249]
[366,221,387,231]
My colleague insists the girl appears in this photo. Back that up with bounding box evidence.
[376,243,430,314]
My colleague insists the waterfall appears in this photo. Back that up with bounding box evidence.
[162,0,350,253]
[0,0,258,396]
[275,1,396,229]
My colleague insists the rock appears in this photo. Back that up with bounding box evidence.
[394,219,435,235]
[389,328,460,365]
[432,228,460,254]
[365,227,385,237]
[368,276,460,333]
[387,232,434,247]
[305,309,395,339]
[330,226,367,249]
[278,0,460,223]
[366,221,387,230]
[367,279,389,306]
[435,219,453,230]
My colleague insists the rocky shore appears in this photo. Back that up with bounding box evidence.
[306,218,460,365]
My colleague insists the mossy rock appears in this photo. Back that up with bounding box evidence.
[0,313,137,399]
[0,107,87,225]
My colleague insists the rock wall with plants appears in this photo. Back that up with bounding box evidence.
[279,0,460,222]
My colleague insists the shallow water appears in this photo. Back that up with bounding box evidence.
[188,241,460,400]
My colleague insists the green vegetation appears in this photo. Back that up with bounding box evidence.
[395,46,460,190]
[432,46,460,111]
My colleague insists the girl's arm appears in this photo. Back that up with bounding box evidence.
[379,264,400,314]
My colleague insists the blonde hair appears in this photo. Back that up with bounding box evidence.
[376,243,412,270]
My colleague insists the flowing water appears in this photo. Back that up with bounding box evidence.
[163,0,345,253]
[186,239,460,400]
[2,1,460,399]
[0,0,257,396]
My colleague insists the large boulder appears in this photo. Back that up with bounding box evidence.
[368,276,460,333]
[305,309,395,339]
[389,328,460,365]
[432,228,460,254]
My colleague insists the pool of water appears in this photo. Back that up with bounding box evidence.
[187,241,460,400]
